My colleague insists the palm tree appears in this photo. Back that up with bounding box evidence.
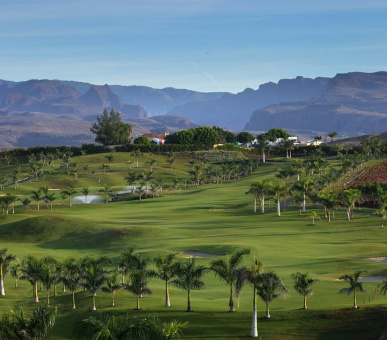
[339,270,367,309]
[171,259,206,312]
[6,193,18,214]
[10,263,21,289]
[61,258,83,310]
[0,305,58,340]
[328,131,338,142]
[81,258,109,311]
[294,176,314,213]
[45,193,56,210]
[117,247,137,284]
[141,171,154,193]
[20,255,42,302]
[256,135,270,162]
[153,253,178,307]
[137,185,146,201]
[291,272,318,309]
[21,198,32,211]
[0,248,17,296]
[105,154,114,167]
[210,249,250,312]
[257,271,287,318]
[30,189,43,210]
[374,205,386,228]
[167,157,176,172]
[245,183,260,214]
[340,189,362,221]
[61,188,77,207]
[242,257,264,338]
[99,184,113,203]
[125,172,138,193]
[125,256,153,310]
[131,149,143,168]
[81,187,89,204]
[40,257,58,305]
[270,180,286,216]
[310,211,320,225]
[102,272,121,307]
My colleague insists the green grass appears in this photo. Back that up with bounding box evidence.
[0,152,386,339]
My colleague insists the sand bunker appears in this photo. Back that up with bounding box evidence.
[365,257,387,263]
[181,251,222,258]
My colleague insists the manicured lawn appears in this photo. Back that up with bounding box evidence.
[0,153,386,339]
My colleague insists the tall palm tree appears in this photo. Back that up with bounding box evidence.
[61,258,83,310]
[294,176,314,213]
[245,183,260,214]
[39,257,58,305]
[153,253,179,307]
[340,189,363,221]
[171,259,206,312]
[210,249,250,312]
[99,184,113,203]
[125,256,153,310]
[339,270,367,309]
[45,193,56,211]
[0,305,58,340]
[257,271,287,318]
[243,257,264,338]
[270,180,286,216]
[20,255,42,302]
[291,272,318,309]
[131,149,143,168]
[81,258,109,311]
[256,135,270,163]
[81,187,89,204]
[61,188,77,207]
[10,263,21,289]
[102,272,121,307]
[0,248,17,296]
[30,189,43,210]
[125,172,138,193]
[117,247,137,284]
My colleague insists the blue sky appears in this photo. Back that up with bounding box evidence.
[1,0,387,93]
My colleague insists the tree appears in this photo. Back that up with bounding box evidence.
[45,193,56,211]
[131,149,143,168]
[134,135,151,145]
[339,271,367,309]
[99,184,113,203]
[310,211,320,225]
[30,189,43,210]
[90,108,132,145]
[20,255,42,302]
[211,249,250,312]
[256,135,270,162]
[81,258,109,311]
[153,254,179,307]
[21,198,32,211]
[291,272,318,309]
[257,271,287,319]
[81,187,89,204]
[236,131,255,144]
[172,259,206,312]
[102,272,121,307]
[10,263,21,289]
[294,176,315,213]
[124,256,153,310]
[374,205,386,228]
[0,305,58,340]
[117,247,137,284]
[39,257,58,305]
[105,154,114,167]
[61,188,77,207]
[328,131,338,142]
[340,189,362,221]
[270,180,286,216]
[167,157,176,172]
[61,258,83,310]
[0,248,17,296]
[125,172,138,193]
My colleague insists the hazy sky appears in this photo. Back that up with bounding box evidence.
[1,0,387,92]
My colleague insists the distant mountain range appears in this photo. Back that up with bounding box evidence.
[0,71,386,147]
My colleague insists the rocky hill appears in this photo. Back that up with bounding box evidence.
[244,72,387,135]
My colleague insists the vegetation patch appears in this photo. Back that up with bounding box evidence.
[350,159,387,185]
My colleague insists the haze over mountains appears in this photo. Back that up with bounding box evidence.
[0,71,386,147]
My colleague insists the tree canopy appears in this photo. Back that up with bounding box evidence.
[165,127,220,146]
[90,109,132,146]
[236,131,255,144]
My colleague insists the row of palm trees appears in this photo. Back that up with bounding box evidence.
[1,247,386,338]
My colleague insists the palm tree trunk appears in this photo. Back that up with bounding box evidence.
[347,209,351,221]
[136,295,140,310]
[229,285,235,312]
[34,281,39,302]
[15,278,18,289]
[261,198,265,214]
[54,284,57,296]
[72,291,76,309]
[266,301,270,318]
[353,291,357,309]
[47,290,50,305]
[63,283,66,292]
[302,192,306,213]
[253,198,257,214]
[187,290,192,312]
[304,295,307,309]
[262,152,265,163]
[91,293,96,311]
[276,199,281,216]
[112,291,115,307]
[165,281,171,307]
[0,264,4,296]
[251,287,258,337]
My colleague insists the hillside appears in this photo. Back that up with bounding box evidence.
[245,72,387,135]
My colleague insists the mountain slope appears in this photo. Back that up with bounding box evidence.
[244,72,387,135]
